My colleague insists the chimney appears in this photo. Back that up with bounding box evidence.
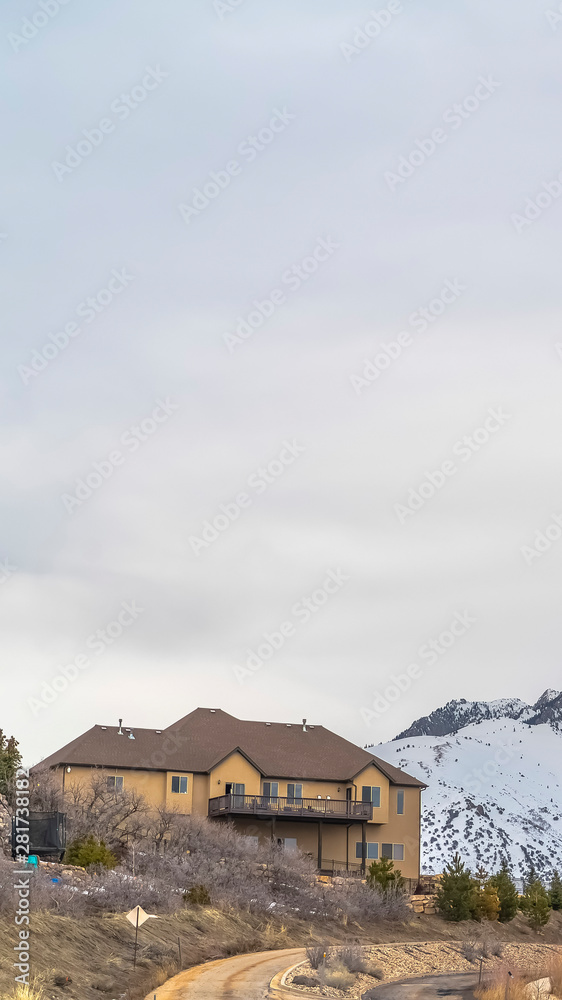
[302,718,307,732]
[117,719,123,735]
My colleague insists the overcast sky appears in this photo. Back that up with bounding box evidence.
[2,0,562,765]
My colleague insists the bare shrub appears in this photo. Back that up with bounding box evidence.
[461,939,481,963]
[482,937,504,959]
[319,962,355,990]
[339,881,410,922]
[338,945,367,973]
[306,944,330,969]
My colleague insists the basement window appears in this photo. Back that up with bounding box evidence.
[107,776,124,792]
[171,776,188,794]
[382,843,404,861]
[355,842,379,860]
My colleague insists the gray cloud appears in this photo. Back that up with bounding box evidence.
[1,0,561,762]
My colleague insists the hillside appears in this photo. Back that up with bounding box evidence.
[374,702,562,880]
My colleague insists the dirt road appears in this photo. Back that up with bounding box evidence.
[147,947,305,1000]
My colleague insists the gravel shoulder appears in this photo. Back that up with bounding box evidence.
[285,941,562,999]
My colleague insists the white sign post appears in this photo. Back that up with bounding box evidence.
[126,906,150,967]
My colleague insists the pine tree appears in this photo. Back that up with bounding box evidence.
[0,730,22,799]
[366,857,405,891]
[549,870,562,911]
[436,853,475,922]
[489,863,520,923]
[64,835,117,870]
[520,877,552,930]
[469,865,500,922]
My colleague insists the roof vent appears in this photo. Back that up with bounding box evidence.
[210,709,216,713]
[128,732,135,740]
[155,730,162,734]
[265,722,271,726]
[117,719,123,735]
[101,726,107,731]
[302,718,307,732]
[286,724,291,727]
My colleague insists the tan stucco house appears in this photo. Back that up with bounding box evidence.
[34,708,426,878]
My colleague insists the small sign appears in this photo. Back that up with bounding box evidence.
[126,905,150,927]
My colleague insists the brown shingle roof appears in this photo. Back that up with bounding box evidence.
[32,708,426,787]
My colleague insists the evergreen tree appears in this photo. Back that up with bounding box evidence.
[549,871,562,912]
[366,856,405,891]
[0,730,22,799]
[436,853,475,922]
[489,863,520,923]
[65,835,117,870]
[470,867,500,922]
[519,877,552,930]
[523,861,539,890]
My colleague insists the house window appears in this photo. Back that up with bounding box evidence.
[382,843,404,861]
[361,786,381,807]
[397,790,404,814]
[283,837,298,852]
[107,776,123,792]
[263,782,279,798]
[171,775,188,794]
[287,783,303,802]
[355,842,379,860]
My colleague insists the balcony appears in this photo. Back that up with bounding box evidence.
[208,794,372,822]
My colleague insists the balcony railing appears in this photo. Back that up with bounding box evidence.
[208,794,373,821]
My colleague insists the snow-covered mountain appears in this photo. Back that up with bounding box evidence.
[395,690,562,739]
[372,691,562,879]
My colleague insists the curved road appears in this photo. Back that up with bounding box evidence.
[147,947,305,1000]
[147,951,479,1000]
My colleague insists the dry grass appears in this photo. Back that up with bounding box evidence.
[476,952,562,1000]
[319,962,356,990]
[476,974,530,1000]
[547,951,562,996]
[1,981,45,1000]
